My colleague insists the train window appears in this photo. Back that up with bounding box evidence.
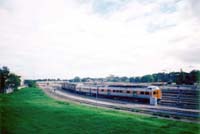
[133,91,137,95]
[120,90,122,93]
[113,90,115,92]
[126,91,130,93]
[101,89,104,92]
[141,91,144,95]
[145,92,149,95]
[153,91,156,95]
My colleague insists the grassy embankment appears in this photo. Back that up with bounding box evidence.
[0,87,199,134]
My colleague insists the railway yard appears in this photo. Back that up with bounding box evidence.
[159,86,200,109]
[38,81,200,122]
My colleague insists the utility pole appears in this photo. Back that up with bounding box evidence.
[96,85,99,106]
[96,86,98,100]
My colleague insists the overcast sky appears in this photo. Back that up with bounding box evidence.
[0,0,200,79]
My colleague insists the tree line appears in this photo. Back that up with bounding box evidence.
[0,66,21,93]
[69,70,200,85]
[25,69,200,85]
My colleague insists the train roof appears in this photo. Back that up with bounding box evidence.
[108,85,147,88]
[76,85,159,91]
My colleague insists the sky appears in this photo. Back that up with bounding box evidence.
[0,0,200,79]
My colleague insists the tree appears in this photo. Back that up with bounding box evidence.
[134,77,141,83]
[0,66,21,93]
[106,75,115,82]
[0,66,10,93]
[129,77,135,82]
[167,72,179,83]
[81,77,90,82]
[120,76,129,82]
[141,75,154,82]
[190,70,200,84]
[24,80,36,87]
[73,76,81,82]
[111,76,120,82]
[6,73,21,89]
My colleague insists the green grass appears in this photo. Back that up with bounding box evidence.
[0,88,199,134]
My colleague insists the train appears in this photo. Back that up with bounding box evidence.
[62,82,162,105]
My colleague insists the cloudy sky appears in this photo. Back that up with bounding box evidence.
[0,0,200,79]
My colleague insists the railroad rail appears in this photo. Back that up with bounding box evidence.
[159,87,200,109]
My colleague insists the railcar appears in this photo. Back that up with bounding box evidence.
[62,83,162,104]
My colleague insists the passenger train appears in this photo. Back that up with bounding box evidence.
[62,83,162,104]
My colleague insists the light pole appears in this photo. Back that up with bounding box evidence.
[96,86,98,99]
[96,86,99,105]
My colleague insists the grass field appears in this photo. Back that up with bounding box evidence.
[0,87,199,134]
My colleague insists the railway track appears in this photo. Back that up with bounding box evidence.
[40,85,200,122]
[159,88,200,109]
